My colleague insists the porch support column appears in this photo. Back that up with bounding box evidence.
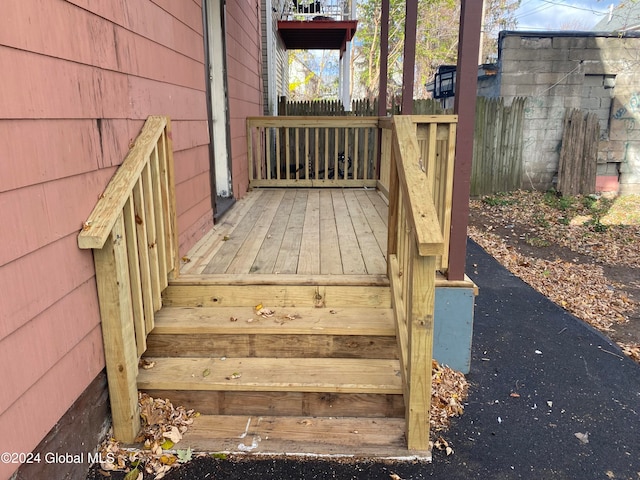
[401,0,418,114]
[448,0,483,280]
[378,0,390,116]
[376,0,390,177]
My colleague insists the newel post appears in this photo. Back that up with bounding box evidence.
[93,214,141,442]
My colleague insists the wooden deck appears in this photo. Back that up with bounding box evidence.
[181,188,389,277]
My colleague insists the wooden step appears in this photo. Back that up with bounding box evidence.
[162,276,391,308]
[138,357,402,394]
[175,415,429,459]
[145,306,398,359]
[140,390,405,418]
[151,306,396,336]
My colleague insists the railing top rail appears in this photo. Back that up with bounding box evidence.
[392,115,445,256]
[78,115,168,250]
[247,116,381,128]
[411,114,458,124]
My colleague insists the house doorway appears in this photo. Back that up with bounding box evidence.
[204,0,234,217]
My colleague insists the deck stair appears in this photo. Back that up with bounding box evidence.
[137,276,417,457]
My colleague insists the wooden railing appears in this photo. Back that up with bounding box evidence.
[247,116,379,188]
[386,116,445,451]
[380,115,457,273]
[78,116,178,442]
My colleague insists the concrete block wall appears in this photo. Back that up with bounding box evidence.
[497,32,640,194]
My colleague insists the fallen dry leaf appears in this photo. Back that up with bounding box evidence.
[162,426,182,444]
[618,342,640,363]
[469,191,640,364]
[96,394,198,477]
[257,308,275,318]
[574,432,589,444]
[139,359,156,370]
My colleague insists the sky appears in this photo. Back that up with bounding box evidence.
[513,0,612,30]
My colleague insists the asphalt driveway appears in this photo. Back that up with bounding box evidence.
[87,239,640,479]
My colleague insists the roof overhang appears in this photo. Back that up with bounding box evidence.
[277,19,357,55]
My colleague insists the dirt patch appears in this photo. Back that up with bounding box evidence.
[468,190,640,363]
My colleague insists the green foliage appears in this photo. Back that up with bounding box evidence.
[353,0,519,100]
[533,212,550,228]
[288,50,340,101]
[177,448,193,463]
[525,235,551,247]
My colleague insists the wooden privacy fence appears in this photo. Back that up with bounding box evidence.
[379,115,457,273]
[558,108,599,196]
[78,116,178,442]
[278,97,444,116]
[247,116,379,187]
[278,97,378,116]
[386,115,444,450]
[471,97,525,196]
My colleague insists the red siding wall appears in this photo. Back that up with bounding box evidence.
[0,1,212,478]
[225,0,264,198]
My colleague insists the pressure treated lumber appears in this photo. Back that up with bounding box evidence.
[178,415,428,458]
[142,391,405,418]
[162,284,392,308]
[151,306,396,336]
[137,357,402,394]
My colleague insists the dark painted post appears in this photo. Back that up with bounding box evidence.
[448,0,483,280]
[376,0,390,179]
[401,0,418,115]
[378,0,390,116]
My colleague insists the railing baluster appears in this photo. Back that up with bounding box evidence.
[285,128,291,180]
[266,127,272,180]
[132,179,155,332]
[315,128,320,181]
[157,130,173,274]
[142,163,162,312]
[343,128,350,180]
[305,128,310,181]
[151,146,168,289]
[276,126,281,181]
[123,194,147,356]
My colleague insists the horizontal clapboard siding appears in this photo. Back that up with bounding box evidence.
[0,1,219,478]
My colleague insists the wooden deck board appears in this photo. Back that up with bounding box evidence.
[331,190,367,275]
[185,189,388,277]
[251,189,297,274]
[226,189,285,274]
[138,357,402,393]
[274,190,307,274]
[152,306,396,336]
[182,190,264,274]
[355,189,388,255]
[319,189,343,275]
[297,189,320,274]
[344,190,387,274]
[178,415,427,458]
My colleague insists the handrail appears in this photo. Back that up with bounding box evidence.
[247,116,379,188]
[379,114,457,272]
[387,115,444,451]
[77,116,178,442]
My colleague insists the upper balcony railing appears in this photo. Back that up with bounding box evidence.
[282,0,353,21]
